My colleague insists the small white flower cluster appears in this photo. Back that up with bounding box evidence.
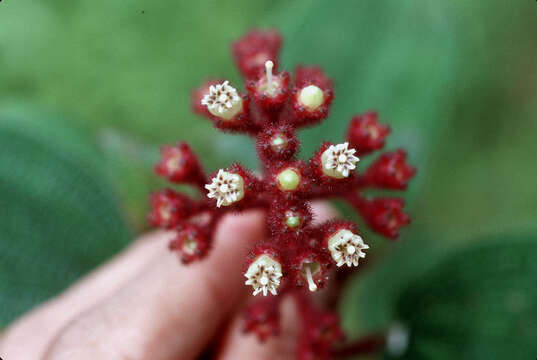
[244,255,283,296]
[201,81,242,120]
[327,229,369,267]
[321,142,359,178]
[205,169,244,207]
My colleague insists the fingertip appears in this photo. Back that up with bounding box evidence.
[310,201,340,225]
[216,295,299,360]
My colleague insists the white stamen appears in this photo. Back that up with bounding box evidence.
[264,60,277,97]
[205,169,245,207]
[305,266,318,292]
[265,60,274,87]
[201,81,243,120]
[327,229,369,267]
[244,255,283,296]
[321,142,360,179]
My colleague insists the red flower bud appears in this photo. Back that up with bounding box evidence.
[291,66,334,127]
[243,297,281,342]
[148,188,196,228]
[169,223,209,263]
[155,143,204,184]
[268,200,312,239]
[256,124,299,163]
[347,111,391,155]
[355,197,411,239]
[232,29,282,79]
[307,310,345,347]
[269,161,311,198]
[297,302,344,360]
[364,149,416,190]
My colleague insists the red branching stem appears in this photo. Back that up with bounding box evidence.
[332,331,387,357]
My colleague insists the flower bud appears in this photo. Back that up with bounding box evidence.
[363,149,416,190]
[232,29,282,78]
[276,167,302,192]
[256,124,299,162]
[347,111,391,155]
[291,66,334,126]
[148,189,196,228]
[356,197,411,239]
[268,201,312,238]
[308,311,345,346]
[243,297,281,342]
[155,143,203,184]
[169,224,209,263]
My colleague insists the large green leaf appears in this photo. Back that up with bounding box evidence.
[342,233,537,359]
[0,108,131,326]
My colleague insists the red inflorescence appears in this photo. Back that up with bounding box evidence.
[149,29,417,359]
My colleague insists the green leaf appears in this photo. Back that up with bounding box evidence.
[0,109,131,326]
[343,233,537,359]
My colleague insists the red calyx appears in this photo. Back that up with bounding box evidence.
[291,66,334,127]
[256,124,299,163]
[363,149,417,190]
[243,297,281,342]
[296,295,345,360]
[347,111,391,155]
[155,142,205,185]
[232,29,282,79]
[246,71,290,111]
[169,223,210,263]
[148,188,197,228]
[268,200,313,240]
[354,196,411,239]
[290,252,331,292]
[207,94,255,134]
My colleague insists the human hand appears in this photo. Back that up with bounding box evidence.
[0,203,336,360]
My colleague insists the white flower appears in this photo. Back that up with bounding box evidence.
[327,229,369,267]
[205,169,244,207]
[244,254,283,296]
[201,80,243,120]
[321,142,359,178]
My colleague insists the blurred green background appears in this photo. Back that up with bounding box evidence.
[1,1,536,358]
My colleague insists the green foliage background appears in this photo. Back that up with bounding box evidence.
[0,1,536,358]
